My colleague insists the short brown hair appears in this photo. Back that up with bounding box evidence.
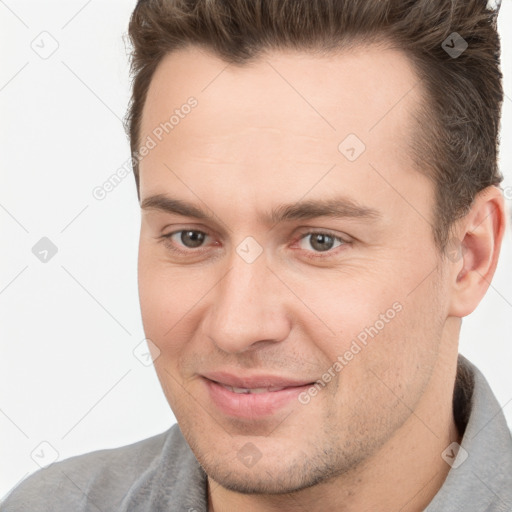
[125,0,504,251]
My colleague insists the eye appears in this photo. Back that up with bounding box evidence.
[297,231,346,254]
[161,230,210,251]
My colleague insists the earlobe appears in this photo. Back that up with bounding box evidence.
[448,186,506,318]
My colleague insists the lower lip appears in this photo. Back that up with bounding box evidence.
[203,378,313,418]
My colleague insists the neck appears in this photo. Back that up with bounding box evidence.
[208,337,461,512]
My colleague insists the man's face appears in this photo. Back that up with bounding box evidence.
[137,44,452,493]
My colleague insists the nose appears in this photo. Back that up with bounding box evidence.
[202,249,291,354]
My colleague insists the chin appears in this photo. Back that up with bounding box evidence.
[201,447,353,495]
[207,465,323,495]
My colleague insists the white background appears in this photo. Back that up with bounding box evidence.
[1,0,511,501]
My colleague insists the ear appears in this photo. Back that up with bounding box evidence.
[447,186,507,318]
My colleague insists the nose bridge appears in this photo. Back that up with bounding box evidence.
[204,248,290,353]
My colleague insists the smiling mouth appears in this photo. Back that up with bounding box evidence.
[202,377,317,418]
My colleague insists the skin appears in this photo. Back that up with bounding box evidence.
[136,44,506,511]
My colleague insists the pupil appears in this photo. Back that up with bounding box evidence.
[182,231,205,248]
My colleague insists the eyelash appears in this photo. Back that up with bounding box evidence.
[159,229,350,260]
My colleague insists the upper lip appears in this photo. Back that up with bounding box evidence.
[201,371,316,389]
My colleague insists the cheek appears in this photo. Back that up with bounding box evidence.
[305,266,443,391]
[287,267,402,347]
[339,280,444,403]
[137,263,190,400]
[137,247,211,360]
[138,248,181,350]
[138,261,167,338]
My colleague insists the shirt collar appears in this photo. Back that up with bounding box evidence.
[425,354,512,511]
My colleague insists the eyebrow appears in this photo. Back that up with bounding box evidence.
[140,193,382,225]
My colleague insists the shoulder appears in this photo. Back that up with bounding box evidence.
[0,424,196,512]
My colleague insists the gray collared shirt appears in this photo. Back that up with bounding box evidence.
[1,354,511,511]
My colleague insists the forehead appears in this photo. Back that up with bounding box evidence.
[138,44,431,224]
[141,43,422,140]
